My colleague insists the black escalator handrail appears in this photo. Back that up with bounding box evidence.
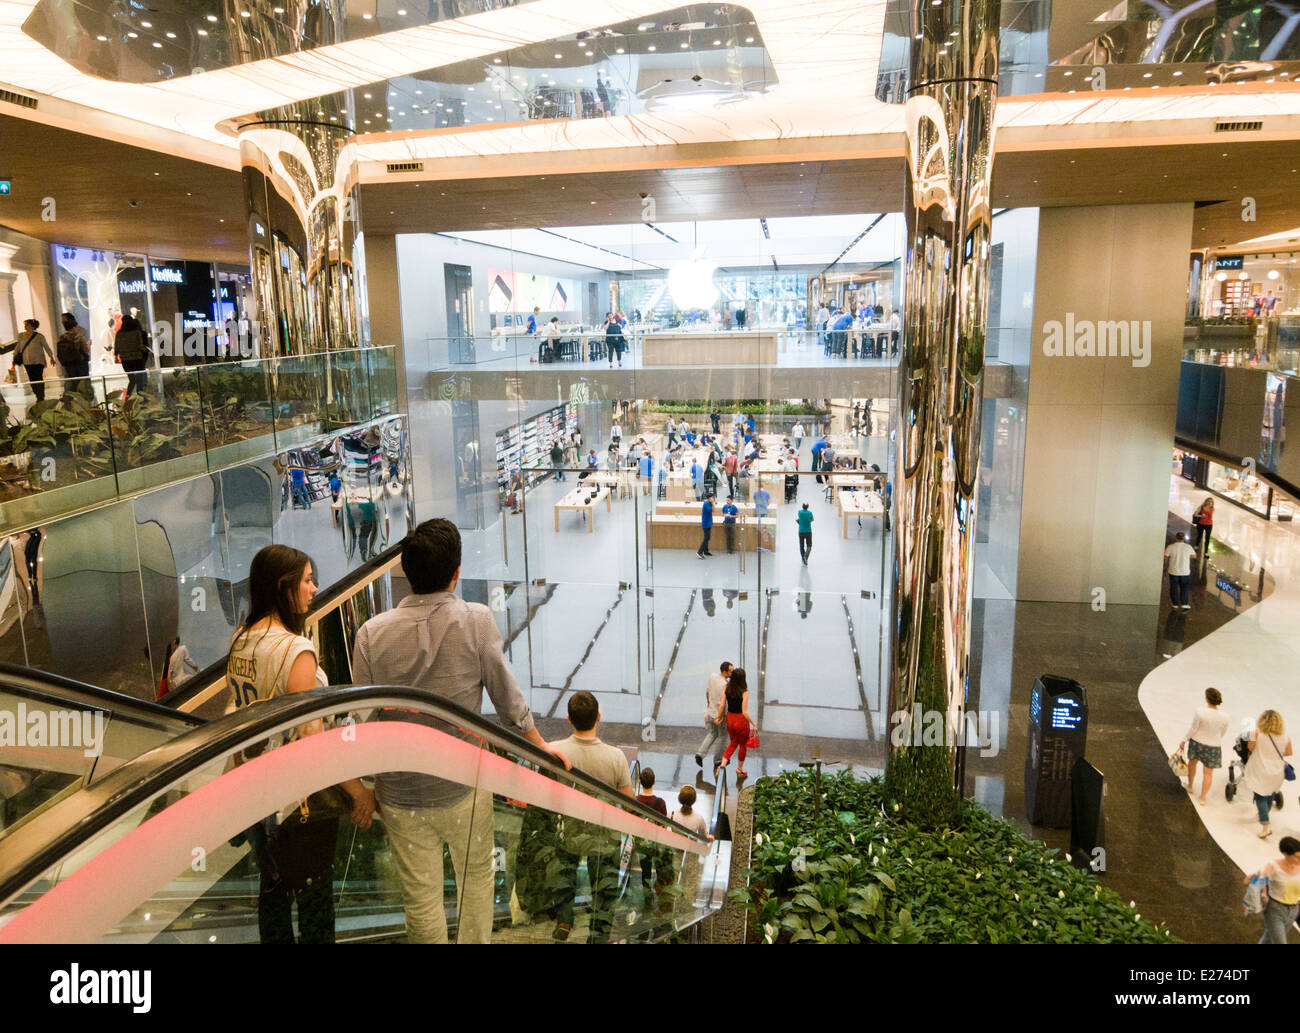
[0,662,204,731]
[159,542,404,710]
[0,682,708,905]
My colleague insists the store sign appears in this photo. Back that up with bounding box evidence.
[1214,255,1244,271]
[150,264,186,285]
[117,279,148,294]
[1216,572,1242,604]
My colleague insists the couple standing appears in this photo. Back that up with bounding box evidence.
[694,660,756,780]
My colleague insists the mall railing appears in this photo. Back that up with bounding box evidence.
[1183,315,1300,374]
[0,683,726,944]
[425,327,901,368]
[0,346,398,532]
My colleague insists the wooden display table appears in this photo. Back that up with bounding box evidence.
[641,331,779,367]
[828,472,875,497]
[837,490,885,537]
[645,513,777,551]
[554,485,612,532]
[586,470,638,498]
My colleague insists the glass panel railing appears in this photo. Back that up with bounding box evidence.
[0,689,719,943]
[0,348,397,532]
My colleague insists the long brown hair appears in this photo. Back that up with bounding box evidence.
[726,667,748,702]
[234,544,313,642]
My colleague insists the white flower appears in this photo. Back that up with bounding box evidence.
[1032,919,1038,927]
[892,803,900,812]
[1014,893,1020,902]
[1065,853,1072,862]
[849,833,856,845]
[763,923,775,943]
[975,871,982,880]
[1135,914,1141,921]
[1129,900,1135,908]
[754,833,763,846]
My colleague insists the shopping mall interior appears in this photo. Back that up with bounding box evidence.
[0,0,1299,954]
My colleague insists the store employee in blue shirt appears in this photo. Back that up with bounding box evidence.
[697,495,714,558]
[721,496,739,553]
[753,484,771,519]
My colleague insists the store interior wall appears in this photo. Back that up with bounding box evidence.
[0,227,57,348]
[1017,203,1195,605]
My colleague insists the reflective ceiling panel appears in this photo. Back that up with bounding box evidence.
[265,4,775,133]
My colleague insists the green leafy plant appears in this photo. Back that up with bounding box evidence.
[738,769,1178,944]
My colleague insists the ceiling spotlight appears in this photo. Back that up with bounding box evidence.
[96,34,108,40]
[152,41,162,47]
[1268,269,1280,279]
[585,50,593,56]
[364,92,372,98]
[713,39,721,45]
[616,47,625,53]
[555,52,562,58]
[494,57,502,63]
[166,31,176,38]
[1173,70,1183,76]
[363,12,372,18]
[197,28,208,35]
[206,13,217,20]
[1142,72,1152,78]
[141,19,152,26]
[681,42,689,48]
[273,6,283,11]
[745,36,754,42]
[648,45,656,50]
[397,7,407,12]
[1064,71,1072,77]
[126,30,137,37]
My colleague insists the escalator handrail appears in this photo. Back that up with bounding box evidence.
[0,662,204,730]
[158,541,404,711]
[0,682,709,905]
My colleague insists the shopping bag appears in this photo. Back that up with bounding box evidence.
[1243,873,1269,915]
[1168,747,1188,779]
[746,723,760,751]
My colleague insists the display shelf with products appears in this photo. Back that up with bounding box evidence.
[495,403,577,507]
[1207,460,1271,519]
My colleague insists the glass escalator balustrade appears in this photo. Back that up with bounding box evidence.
[0,689,723,944]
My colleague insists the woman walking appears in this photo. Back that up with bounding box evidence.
[1191,497,1215,556]
[1244,709,1293,839]
[2,319,55,402]
[716,667,754,779]
[1180,687,1230,804]
[226,544,376,942]
[1246,837,1300,943]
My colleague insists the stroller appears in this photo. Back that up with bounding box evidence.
[1224,729,1252,802]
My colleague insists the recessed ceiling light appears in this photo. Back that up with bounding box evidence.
[1173,70,1183,76]
[494,57,502,63]
[1064,71,1072,77]
[681,42,689,48]
[96,34,108,40]
[363,11,372,18]
[585,50,593,56]
[141,20,152,27]
[127,31,137,37]
[206,13,218,20]
[648,45,656,51]
[616,47,625,54]
[713,40,721,45]
[745,36,754,42]
[166,31,176,38]
[555,53,562,59]
[152,41,162,47]
[397,7,406,13]
[364,92,372,98]
[1142,72,1152,78]
[468,86,475,91]
[273,6,283,11]
[197,28,207,35]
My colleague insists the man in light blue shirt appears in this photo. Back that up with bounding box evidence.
[697,495,714,558]
[754,484,771,519]
[690,459,704,500]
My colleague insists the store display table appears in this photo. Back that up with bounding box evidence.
[645,512,777,551]
[837,490,885,537]
[554,485,612,532]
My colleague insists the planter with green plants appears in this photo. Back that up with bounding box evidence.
[737,769,1177,944]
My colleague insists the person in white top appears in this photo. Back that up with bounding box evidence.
[1245,709,1294,838]
[792,421,805,452]
[1179,687,1229,804]
[225,544,376,943]
[1246,836,1300,943]
[671,783,714,924]
[611,421,622,445]
[160,637,198,698]
[1163,531,1195,611]
[694,661,732,767]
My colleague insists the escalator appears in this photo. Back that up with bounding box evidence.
[0,683,727,943]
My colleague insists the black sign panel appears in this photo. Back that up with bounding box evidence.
[1214,255,1244,270]
[1025,674,1088,828]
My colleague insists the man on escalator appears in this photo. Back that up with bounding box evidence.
[353,518,571,944]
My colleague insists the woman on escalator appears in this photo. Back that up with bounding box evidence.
[226,544,376,943]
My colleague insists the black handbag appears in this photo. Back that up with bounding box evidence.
[286,784,352,825]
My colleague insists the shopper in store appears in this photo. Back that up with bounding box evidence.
[225,544,376,944]
[634,768,673,911]
[527,306,540,336]
[56,312,92,392]
[671,784,713,923]
[353,519,569,943]
[722,495,739,553]
[605,312,627,368]
[710,408,721,434]
[159,635,198,699]
[690,456,704,501]
[792,420,805,453]
[797,502,814,564]
[551,439,566,482]
[1245,709,1294,839]
[890,310,902,356]
[716,667,753,780]
[113,311,149,397]
[695,660,732,767]
[1,319,55,404]
[697,493,714,558]
[550,690,635,942]
[1163,531,1195,611]
[1246,837,1300,943]
[1180,687,1230,805]
[1191,497,1215,557]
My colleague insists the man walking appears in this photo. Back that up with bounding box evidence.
[551,439,565,482]
[797,502,814,565]
[1164,531,1195,611]
[695,661,733,766]
[723,447,738,499]
[722,495,739,554]
[353,519,570,943]
[698,494,714,558]
[690,457,705,501]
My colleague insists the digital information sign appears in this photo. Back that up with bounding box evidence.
[1024,675,1088,828]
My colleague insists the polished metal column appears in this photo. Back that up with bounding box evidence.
[885,0,1000,824]
[230,0,365,355]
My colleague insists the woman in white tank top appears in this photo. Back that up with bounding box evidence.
[227,545,375,943]
[1245,709,1293,839]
